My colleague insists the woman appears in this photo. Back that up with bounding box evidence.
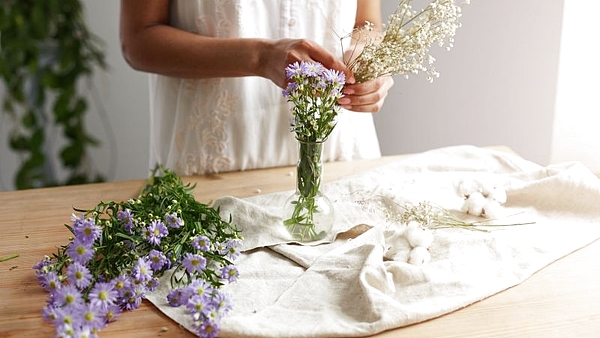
[120,0,394,175]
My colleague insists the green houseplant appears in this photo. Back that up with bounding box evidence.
[0,0,106,189]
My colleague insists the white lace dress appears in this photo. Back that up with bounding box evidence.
[149,0,381,175]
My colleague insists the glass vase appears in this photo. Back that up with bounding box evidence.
[282,140,334,242]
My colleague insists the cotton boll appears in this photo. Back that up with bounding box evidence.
[482,199,504,219]
[383,228,411,261]
[408,246,431,265]
[457,179,480,198]
[486,186,507,204]
[406,225,434,249]
[461,191,485,216]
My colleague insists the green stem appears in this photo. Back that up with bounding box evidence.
[0,254,19,262]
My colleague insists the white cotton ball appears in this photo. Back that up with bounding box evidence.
[482,199,504,219]
[461,191,485,216]
[408,246,431,265]
[457,179,480,198]
[486,186,507,204]
[406,225,434,249]
[383,228,411,261]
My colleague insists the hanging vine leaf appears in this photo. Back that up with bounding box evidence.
[0,0,107,189]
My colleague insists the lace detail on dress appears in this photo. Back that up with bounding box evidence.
[175,3,238,175]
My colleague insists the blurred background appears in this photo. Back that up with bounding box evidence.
[1,0,598,191]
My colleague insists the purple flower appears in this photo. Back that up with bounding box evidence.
[167,288,191,307]
[145,220,168,246]
[66,262,92,289]
[147,249,168,271]
[196,319,220,338]
[285,61,303,79]
[223,238,242,260]
[282,82,298,98]
[38,270,61,292]
[145,277,160,292]
[72,215,101,244]
[182,253,207,274]
[165,213,183,229]
[188,278,213,297]
[302,62,324,77]
[191,235,211,252]
[121,285,144,311]
[103,304,122,323]
[52,305,83,330]
[220,265,239,283]
[132,257,153,283]
[212,291,233,316]
[53,284,83,308]
[322,68,346,87]
[117,208,135,233]
[112,274,132,298]
[81,303,107,331]
[186,294,211,315]
[88,282,117,309]
[66,237,95,264]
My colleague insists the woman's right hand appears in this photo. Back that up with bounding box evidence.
[260,38,355,89]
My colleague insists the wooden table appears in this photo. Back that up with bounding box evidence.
[2,150,599,338]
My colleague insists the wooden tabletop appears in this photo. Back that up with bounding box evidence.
[1,150,599,338]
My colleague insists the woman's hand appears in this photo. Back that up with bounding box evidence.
[260,38,354,89]
[338,76,394,113]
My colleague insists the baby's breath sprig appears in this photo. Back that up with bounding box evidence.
[33,166,242,338]
[353,193,534,232]
[346,0,469,83]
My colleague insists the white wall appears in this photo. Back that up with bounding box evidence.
[375,0,564,166]
[0,1,576,190]
[550,1,600,173]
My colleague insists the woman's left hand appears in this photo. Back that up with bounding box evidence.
[338,76,394,113]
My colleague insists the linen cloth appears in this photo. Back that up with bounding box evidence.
[147,145,600,337]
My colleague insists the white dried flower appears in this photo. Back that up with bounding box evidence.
[346,0,467,83]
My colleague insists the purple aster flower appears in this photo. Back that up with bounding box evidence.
[191,235,211,252]
[167,288,192,308]
[165,213,183,229]
[322,68,346,87]
[282,82,298,98]
[53,305,82,331]
[145,220,168,246]
[285,61,303,79]
[188,278,213,297]
[212,290,233,316]
[38,270,61,292]
[121,285,144,311]
[117,208,135,233]
[182,253,207,274]
[66,262,92,289]
[196,319,220,338]
[220,265,239,283]
[103,304,122,323]
[224,238,242,260]
[72,215,101,244]
[132,257,153,283]
[81,303,107,331]
[186,294,211,315]
[302,62,324,77]
[88,282,117,309]
[66,237,95,264]
[145,277,160,292]
[53,284,83,308]
[147,249,168,271]
[112,274,132,298]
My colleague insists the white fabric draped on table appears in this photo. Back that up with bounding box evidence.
[147,145,600,337]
